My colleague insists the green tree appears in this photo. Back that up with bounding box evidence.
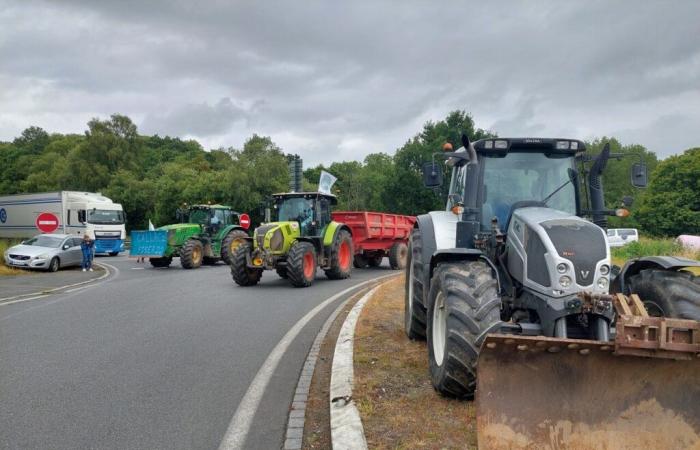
[635,148,700,236]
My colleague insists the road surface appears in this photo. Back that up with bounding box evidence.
[0,255,393,449]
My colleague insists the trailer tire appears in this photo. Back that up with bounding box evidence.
[405,229,427,340]
[325,230,353,280]
[180,239,203,269]
[276,267,288,279]
[287,241,317,287]
[389,242,408,270]
[367,254,383,267]
[353,254,368,269]
[221,230,248,265]
[628,269,700,320]
[47,257,60,272]
[426,261,502,398]
[230,243,262,286]
[149,257,172,268]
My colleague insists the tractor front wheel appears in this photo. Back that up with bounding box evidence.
[325,230,353,280]
[389,242,408,270]
[230,243,262,286]
[221,230,248,265]
[628,269,700,320]
[180,240,204,269]
[426,261,502,398]
[287,241,317,287]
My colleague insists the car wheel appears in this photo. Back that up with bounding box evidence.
[48,257,60,272]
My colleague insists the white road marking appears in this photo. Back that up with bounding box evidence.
[131,268,145,270]
[0,294,50,306]
[218,273,399,450]
[64,286,87,293]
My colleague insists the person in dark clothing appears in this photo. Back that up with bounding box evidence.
[80,233,95,272]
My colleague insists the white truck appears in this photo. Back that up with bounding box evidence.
[0,191,126,255]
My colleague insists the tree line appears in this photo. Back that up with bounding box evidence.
[1,112,697,236]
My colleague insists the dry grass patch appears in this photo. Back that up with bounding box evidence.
[354,276,476,450]
[0,239,28,276]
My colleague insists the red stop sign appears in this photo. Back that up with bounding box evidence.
[36,212,60,233]
[239,213,251,230]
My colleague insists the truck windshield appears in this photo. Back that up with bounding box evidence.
[87,209,125,224]
[481,152,576,228]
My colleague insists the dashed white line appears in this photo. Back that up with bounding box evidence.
[0,294,50,306]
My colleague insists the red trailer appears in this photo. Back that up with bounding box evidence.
[331,211,416,270]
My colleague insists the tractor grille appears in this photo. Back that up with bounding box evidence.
[255,224,277,249]
[542,219,606,286]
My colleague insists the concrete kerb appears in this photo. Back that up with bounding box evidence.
[329,285,383,450]
[0,262,112,305]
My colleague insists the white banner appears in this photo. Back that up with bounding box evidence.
[318,170,338,195]
[148,220,155,231]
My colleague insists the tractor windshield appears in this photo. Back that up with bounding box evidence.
[481,152,576,228]
[277,197,314,233]
[187,209,210,225]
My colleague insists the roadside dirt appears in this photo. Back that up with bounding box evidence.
[354,276,477,450]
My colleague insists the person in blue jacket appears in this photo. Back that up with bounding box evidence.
[80,233,95,272]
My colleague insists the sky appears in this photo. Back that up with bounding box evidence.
[1,1,699,164]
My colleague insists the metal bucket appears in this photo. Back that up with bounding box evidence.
[476,334,700,450]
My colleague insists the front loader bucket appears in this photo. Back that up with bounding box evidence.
[129,230,168,257]
[476,334,700,450]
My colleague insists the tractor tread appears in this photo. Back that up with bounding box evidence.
[230,243,262,286]
[180,240,203,269]
[628,268,700,320]
[287,241,316,287]
[221,230,248,265]
[405,229,427,340]
[325,230,353,280]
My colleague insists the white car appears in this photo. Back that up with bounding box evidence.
[4,234,85,272]
[607,228,639,247]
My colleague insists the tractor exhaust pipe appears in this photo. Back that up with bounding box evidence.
[456,134,481,249]
[588,143,610,228]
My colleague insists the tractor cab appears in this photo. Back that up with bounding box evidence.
[271,192,335,237]
[178,204,239,234]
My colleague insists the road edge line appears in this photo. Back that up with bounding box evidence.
[329,284,384,450]
[218,273,399,450]
[0,262,113,305]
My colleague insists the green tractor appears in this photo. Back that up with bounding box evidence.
[230,192,354,287]
[131,204,250,269]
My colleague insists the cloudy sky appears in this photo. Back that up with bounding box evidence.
[1,1,699,164]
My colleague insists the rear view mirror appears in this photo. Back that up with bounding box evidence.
[62,244,70,250]
[631,163,648,188]
[422,162,443,188]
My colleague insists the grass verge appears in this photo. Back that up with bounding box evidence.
[354,276,476,450]
[0,238,27,276]
[611,237,700,274]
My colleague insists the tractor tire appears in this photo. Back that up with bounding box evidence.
[426,261,502,398]
[180,240,204,269]
[276,267,289,279]
[230,243,262,286]
[628,269,700,320]
[287,241,317,287]
[353,254,368,269]
[325,230,353,280]
[47,257,60,272]
[389,242,408,270]
[367,254,383,267]
[149,257,172,268]
[221,230,248,265]
[405,229,427,340]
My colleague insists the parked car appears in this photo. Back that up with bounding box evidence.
[606,228,639,247]
[3,234,85,272]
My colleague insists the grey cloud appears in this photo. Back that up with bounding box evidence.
[140,98,249,137]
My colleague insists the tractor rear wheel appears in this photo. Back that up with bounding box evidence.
[628,269,700,320]
[180,240,204,269]
[426,261,502,398]
[149,257,172,268]
[405,229,427,340]
[230,243,262,286]
[325,230,353,280]
[221,230,248,265]
[367,254,383,267]
[353,254,368,269]
[287,241,317,287]
[389,242,408,270]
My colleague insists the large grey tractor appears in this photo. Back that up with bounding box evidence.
[405,136,700,448]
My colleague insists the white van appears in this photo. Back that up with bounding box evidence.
[607,228,639,247]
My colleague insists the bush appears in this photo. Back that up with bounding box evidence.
[611,237,700,261]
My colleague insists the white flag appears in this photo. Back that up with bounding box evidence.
[318,170,337,195]
[148,220,155,231]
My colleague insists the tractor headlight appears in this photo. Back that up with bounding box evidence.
[556,263,569,274]
[599,264,610,276]
[559,275,572,288]
[597,277,609,290]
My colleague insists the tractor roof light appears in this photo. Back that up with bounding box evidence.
[451,205,465,216]
[615,208,630,217]
[484,140,493,149]
[494,140,508,149]
[442,142,454,152]
[556,141,571,150]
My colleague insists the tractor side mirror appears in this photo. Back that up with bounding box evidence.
[422,162,443,188]
[631,163,648,188]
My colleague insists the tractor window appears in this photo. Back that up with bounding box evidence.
[212,209,225,225]
[319,199,331,225]
[278,197,314,234]
[447,163,467,210]
[189,209,209,225]
[481,152,576,229]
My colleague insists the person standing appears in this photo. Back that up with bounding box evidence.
[80,233,95,272]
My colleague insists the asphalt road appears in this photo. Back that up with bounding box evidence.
[0,255,394,449]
